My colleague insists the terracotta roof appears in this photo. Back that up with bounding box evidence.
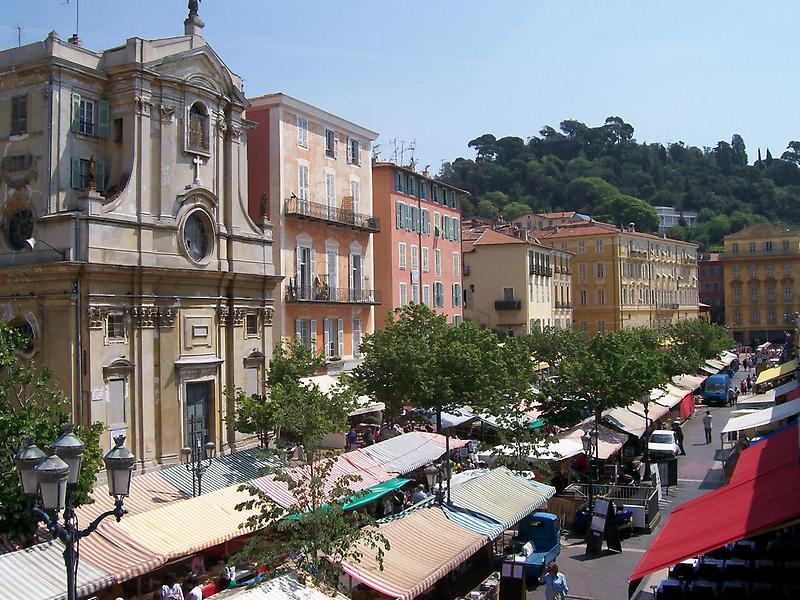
[473,229,528,245]
[725,223,799,239]
[372,162,470,195]
[538,222,620,239]
[538,211,576,219]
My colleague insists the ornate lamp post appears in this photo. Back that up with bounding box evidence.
[581,429,597,513]
[180,415,216,497]
[642,396,652,481]
[14,426,135,600]
[423,463,446,505]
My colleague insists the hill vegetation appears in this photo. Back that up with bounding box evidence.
[439,117,800,249]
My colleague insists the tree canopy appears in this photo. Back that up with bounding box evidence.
[442,118,800,249]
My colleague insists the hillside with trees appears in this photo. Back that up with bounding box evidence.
[439,117,800,249]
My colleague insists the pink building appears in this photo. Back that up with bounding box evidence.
[372,163,468,328]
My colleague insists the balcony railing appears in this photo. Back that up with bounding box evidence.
[285,196,380,232]
[657,303,680,310]
[286,278,380,304]
[555,302,573,310]
[529,265,553,277]
[495,299,521,310]
[721,248,800,259]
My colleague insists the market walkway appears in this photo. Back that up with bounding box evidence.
[525,369,745,600]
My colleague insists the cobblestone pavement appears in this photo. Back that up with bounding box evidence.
[525,366,747,600]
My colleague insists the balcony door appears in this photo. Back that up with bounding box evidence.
[185,380,212,447]
[350,254,364,302]
[327,250,338,299]
[325,172,336,220]
[296,245,315,300]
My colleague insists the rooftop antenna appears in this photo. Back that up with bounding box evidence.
[64,0,79,41]
[17,25,21,47]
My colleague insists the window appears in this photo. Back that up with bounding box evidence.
[323,318,343,359]
[751,309,760,324]
[80,98,96,136]
[3,154,31,172]
[187,102,209,152]
[395,202,403,229]
[622,288,627,305]
[410,245,418,271]
[325,128,337,158]
[732,265,741,277]
[11,95,27,135]
[452,283,462,307]
[347,137,360,165]
[598,289,606,305]
[434,282,445,307]
[596,263,605,278]
[595,240,604,253]
[783,240,791,252]
[503,287,514,301]
[297,116,308,148]
[453,252,460,277]
[106,313,126,341]
[750,264,757,278]
[113,117,123,142]
[6,208,34,251]
[767,286,775,302]
[579,263,587,280]
[768,309,776,324]
[353,319,362,357]
[785,286,793,300]
[434,212,441,236]
[245,314,258,336]
[598,320,606,334]
[732,243,739,253]
[767,263,774,277]
[183,210,212,262]
[107,378,127,430]
[295,319,317,350]
[325,172,336,216]
[734,310,741,325]
[453,315,462,326]
[399,242,407,269]
[751,287,759,302]
[580,290,587,305]
[421,208,430,235]
[434,249,441,275]
[350,180,360,214]
[422,247,430,272]
[399,282,408,307]
[422,284,430,306]
[765,241,775,252]
[578,240,585,254]
[70,157,106,192]
[785,263,791,276]
[749,242,756,253]
[298,164,310,208]
[411,283,419,304]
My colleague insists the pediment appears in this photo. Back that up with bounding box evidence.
[147,45,246,104]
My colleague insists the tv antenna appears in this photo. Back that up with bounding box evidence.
[64,0,80,39]
[17,25,22,47]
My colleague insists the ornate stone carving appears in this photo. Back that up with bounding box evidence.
[216,119,228,138]
[158,307,177,328]
[159,104,176,123]
[131,306,158,328]
[228,124,242,143]
[88,306,108,329]
[134,95,153,116]
[216,305,230,325]
[232,307,247,327]
[261,306,275,326]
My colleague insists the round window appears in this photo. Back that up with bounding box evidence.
[7,209,34,251]
[12,320,35,355]
[183,211,212,262]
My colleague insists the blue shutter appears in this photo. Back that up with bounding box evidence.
[97,101,109,138]
[95,160,106,192]
[395,202,402,229]
[70,93,81,133]
[70,158,81,189]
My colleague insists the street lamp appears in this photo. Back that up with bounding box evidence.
[180,415,216,497]
[423,463,445,505]
[641,397,652,481]
[25,237,68,261]
[14,426,135,600]
[581,429,597,514]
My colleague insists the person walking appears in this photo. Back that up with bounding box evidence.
[672,420,686,455]
[539,562,569,600]
[159,574,184,600]
[703,410,713,444]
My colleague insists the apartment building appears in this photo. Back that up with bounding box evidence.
[539,221,699,335]
[462,228,572,336]
[698,253,725,325]
[0,11,278,465]
[720,224,800,345]
[656,206,698,233]
[247,94,378,368]
[372,163,466,328]
[511,211,590,232]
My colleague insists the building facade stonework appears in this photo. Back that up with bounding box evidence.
[0,25,278,467]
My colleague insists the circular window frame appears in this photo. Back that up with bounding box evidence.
[4,204,35,252]
[8,317,37,358]
[179,208,215,265]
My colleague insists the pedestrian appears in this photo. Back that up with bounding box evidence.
[159,574,184,600]
[740,379,746,394]
[672,421,686,455]
[411,484,428,503]
[703,410,713,444]
[185,575,203,600]
[539,562,569,600]
[363,426,375,446]
[346,427,358,451]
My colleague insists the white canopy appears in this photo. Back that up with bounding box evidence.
[721,398,800,434]
[773,379,799,398]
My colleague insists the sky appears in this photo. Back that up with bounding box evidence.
[3,1,798,171]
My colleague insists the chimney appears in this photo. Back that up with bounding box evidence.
[628,222,635,232]
[67,33,81,46]
[422,165,430,178]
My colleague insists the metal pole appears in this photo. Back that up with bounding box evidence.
[64,526,77,600]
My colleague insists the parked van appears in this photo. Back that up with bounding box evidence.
[703,373,731,406]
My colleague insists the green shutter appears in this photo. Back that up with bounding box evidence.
[70,158,81,189]
[70,93,81,133]
[395,202,402,229]
[95,160,106,192]
[97,101,109,138]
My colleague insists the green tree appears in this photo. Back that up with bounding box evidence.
[235,340,387,589]
[0,323,104,541]
[661,320,734,374]
[477,199,500,219]
[731,134,748,166]
[522,326,585,367]
[502,201,533,221]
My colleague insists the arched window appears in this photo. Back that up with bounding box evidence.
[187,102,209,153]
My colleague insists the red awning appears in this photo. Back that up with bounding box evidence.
[630,424,800,581]
[785,386,800,402]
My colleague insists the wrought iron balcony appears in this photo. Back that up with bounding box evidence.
[285,196,380,232]
[495,299,521,310]
[529,265,553,277]
[285,278,380,305]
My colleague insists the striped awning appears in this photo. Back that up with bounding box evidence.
[160,446,283,496]
[360,432,466,474]
[77,522,168,583]
[220,573,349,599]
[340,507,487,600]
[0,540,113,600]
[559,420,627,460]
[447,467,555,530]
[75,470,187,523]
[672,374,706,391]
[773,378,799,398]
[441,504,504,539]
[115,484,261,559]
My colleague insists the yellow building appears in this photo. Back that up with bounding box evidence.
[462,228,572,336]
[720,224,800,346]
[0,10,278,468]
[539,222,699,335]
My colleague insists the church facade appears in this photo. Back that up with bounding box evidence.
[0,15,278,467]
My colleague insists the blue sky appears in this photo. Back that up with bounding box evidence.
[4,1,798,171]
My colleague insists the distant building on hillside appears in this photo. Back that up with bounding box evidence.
[720,224,800,345]
[656,206,697,234]
[698,253,724,325]
[511,211,590,232]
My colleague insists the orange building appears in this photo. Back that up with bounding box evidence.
[247,94,379,367]
[372,163,468,328]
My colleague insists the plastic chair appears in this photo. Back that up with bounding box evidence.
[687,580,716,600]
[694,558,723,581]
[722,558,750,581]
[657,578,684,600]
[669,559,696,582]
